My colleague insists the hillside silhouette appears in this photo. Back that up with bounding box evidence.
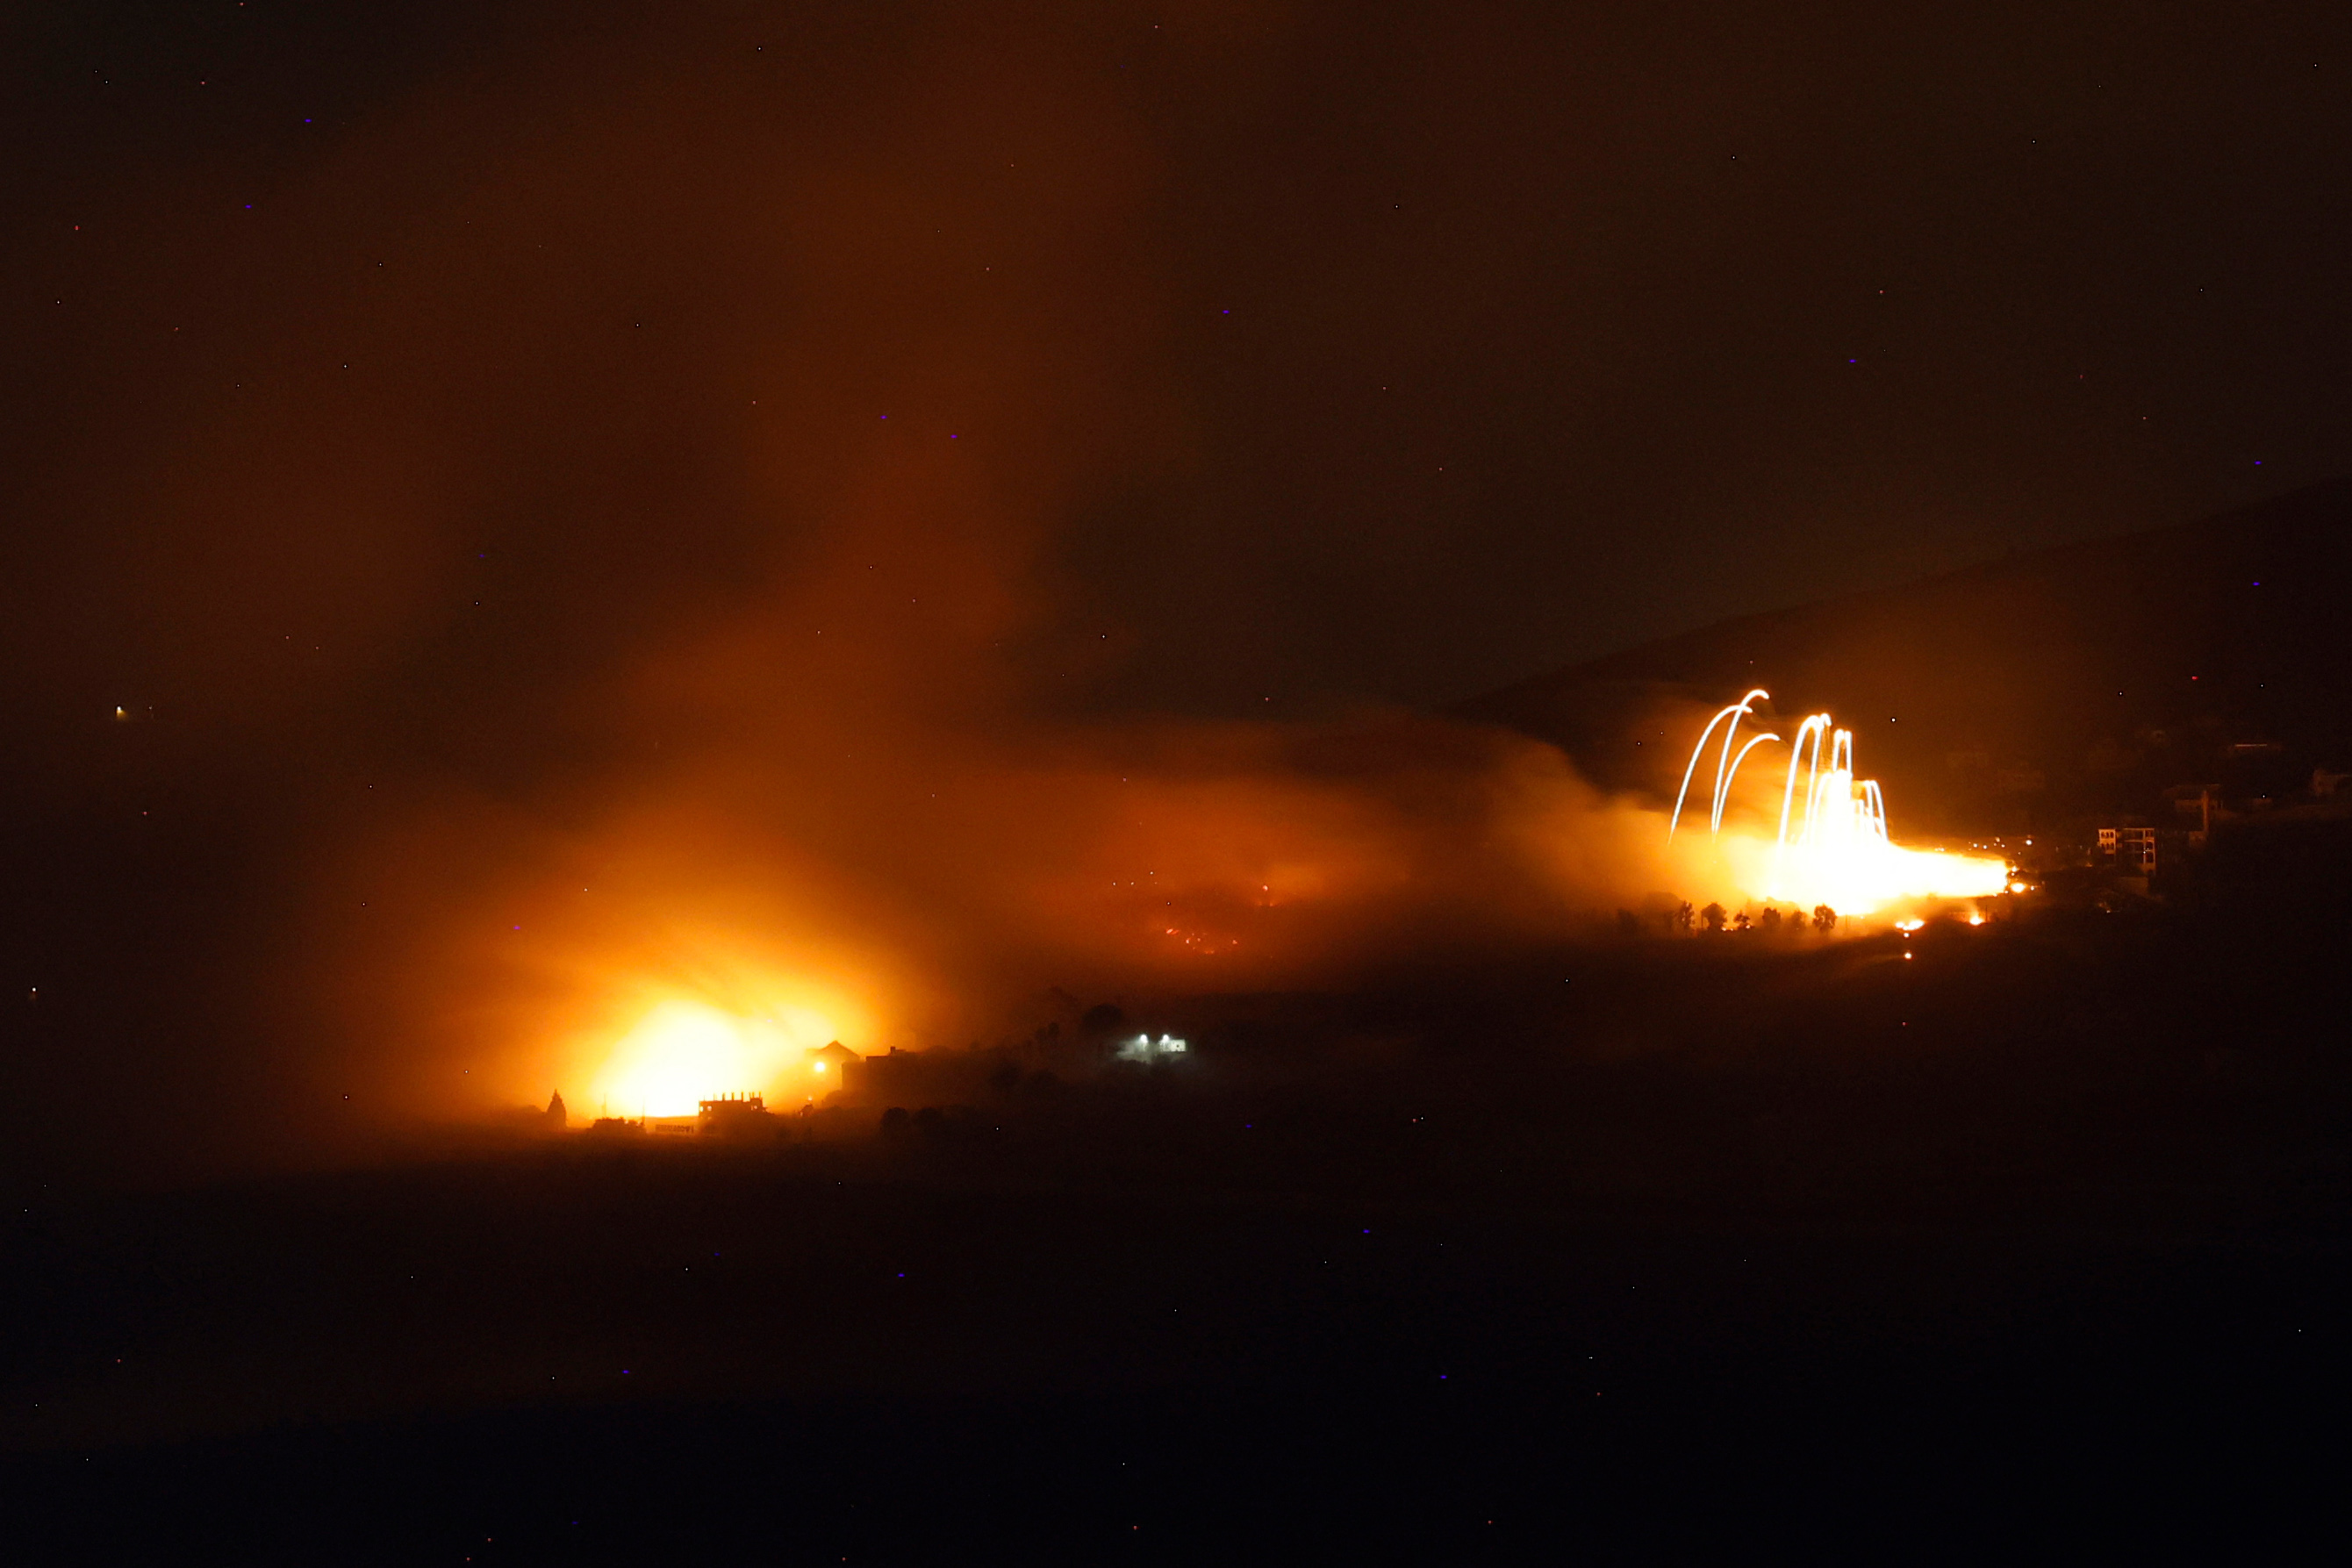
[1459,478,2352,833]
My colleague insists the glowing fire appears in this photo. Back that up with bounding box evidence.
[582,997,846,1118]
[1672,691,2010,916]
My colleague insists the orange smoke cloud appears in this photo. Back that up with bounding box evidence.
[323,660,1680,1118]
[45,7,1684,1130]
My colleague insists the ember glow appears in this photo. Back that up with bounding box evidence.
[1674,691,2011,916]
[590,1001,758,1119]
[567,973,864,1119]
[584,1000,856,1120]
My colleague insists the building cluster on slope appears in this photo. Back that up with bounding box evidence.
[544,1006,1188,1142]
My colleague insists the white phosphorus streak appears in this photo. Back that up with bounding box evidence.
[1667,689,1770,841]
[1674,690,2009,913]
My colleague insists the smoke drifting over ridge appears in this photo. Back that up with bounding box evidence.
[344,706,1681,1121]
[0,5,1699,1156]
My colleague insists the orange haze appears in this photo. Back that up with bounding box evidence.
[5,7,1693,1135]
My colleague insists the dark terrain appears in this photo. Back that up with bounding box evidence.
[4,836,2348,1560]
[7,490,2352,1560]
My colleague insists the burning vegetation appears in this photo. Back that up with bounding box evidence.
[447,682,2025,1127]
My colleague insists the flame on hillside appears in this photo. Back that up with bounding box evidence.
[1668,689,2010,915]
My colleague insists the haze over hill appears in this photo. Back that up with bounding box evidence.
[1459,477,2352,834]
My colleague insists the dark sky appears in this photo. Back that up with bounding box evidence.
[6,1,2348,720]
[2,0,2348,1167]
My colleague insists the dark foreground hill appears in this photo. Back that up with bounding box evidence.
[1459,477,2352,834]
[4,886,2349,1561]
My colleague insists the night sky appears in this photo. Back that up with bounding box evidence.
[6,2,2347,720]
[1,1,2349,1166]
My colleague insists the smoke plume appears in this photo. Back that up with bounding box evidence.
[0,4,1688,1160]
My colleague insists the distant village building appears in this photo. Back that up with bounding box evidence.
[1115,1033,1189,1063]
[698,1092,775,1136]
[806,1040,864,1101]
[2098,826,2157,874]
[859,1046,927,1104]
[545,1091,568,1128]
[2162,785,2218,841]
